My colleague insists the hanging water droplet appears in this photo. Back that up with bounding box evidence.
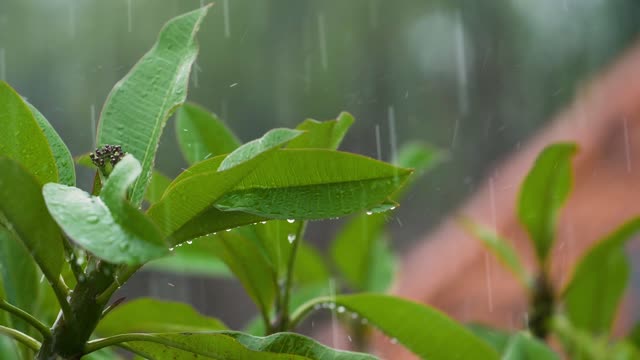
[328,302,336,310]
[186,240,193,245]
[287,233,296,243]
[361,318,368,325]
[389,206,397,211]
[366,211,373,215]
[169,247,175,251]
[260,221,267,225]
[337,306,346,313]
[287,219,295,223]
[87,215,99,223]
[351,312,358,319]
[390,338,398,344]
[313,304,322,310]
[226,229,232,232]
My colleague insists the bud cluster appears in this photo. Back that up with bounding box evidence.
[89,144,125,168]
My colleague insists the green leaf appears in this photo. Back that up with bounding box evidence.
[395,141,445,173]
[460,219,530,288]
[147,129,301,238]
[122,331,376,360]
[96,298,226,336]
[96,6,210,206]
[215,150,412,220]
[0,82,58,185]
[518,143,577,262]
[502,333,559,360]
[467,324,512,354]
[365,233,397,293]
[43,156,167,265]
[563,218,640,335]
[145,247,231,278]
[286,112,354,150]
[175,102,240,164]
[314,294,499,360]
[294,242,330,285]
[170,207,266,245]
[0,158,64,282]
[144,170,171,205]
[27,102,75,186]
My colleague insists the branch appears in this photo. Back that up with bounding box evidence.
[288,296,333,331]
[0,325,41,351]
[84,333,196,355]
[0,299,51,339]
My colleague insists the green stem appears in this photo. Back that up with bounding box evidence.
[84,333,198,355]
[277,222,307,332]
[0,325,41,351]
[62,236,85,284]
[0,299,51,339]
[96,264,140,304]
[50,275,73,322]
[288,296,333,331]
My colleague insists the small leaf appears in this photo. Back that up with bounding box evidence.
[27,102,75,186]
[320,294,499,360]
[144,170,171,205]
[518,143,577,262]
[0,158,64,282]
[122,331,377,360]
[218,128,302,171]
[96,298,226,336]
[145,245,231,278]
[96,6,210,206]
[0,82,58,185]
[563,218,640,335]
[365,233,397,293]
[395,141,444,173]
[215,150,412,220]
[175,102,240,164]
[43,156,167,265]
[286,112,354,150]
[460,218,530,288]
[294,242,330,286]
[502,333,559,360]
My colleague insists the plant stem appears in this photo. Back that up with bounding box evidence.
[96,264,140,304]
[288,296,332,330]
[50,275,73,322]
[276,222,307,332]
[0,325,41,351]
[0,299,51,339]
[84,333,198,355]
[529,272,554,339]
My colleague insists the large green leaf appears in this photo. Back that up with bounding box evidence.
[147,129,301,238]
[563,218,640,335]
[518,143,577,262]
[43,156,167,264]
[364,233,397,293]
[0,158,63,282]
[502,333,559,360]
[27,102,75,186]
[145,245,231,278]
[0,82,58,185]
[300,294,499,360]
[461,219,530,288]
[175,102,240,164]
[96,298,226,336]
[144,170,171,205]
[215,150,412,219]
[294,242,330,285]
[96,6,210,206]
[118,331,376,359]
[286,112,354,150]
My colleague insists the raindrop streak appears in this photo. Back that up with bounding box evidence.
[127,0,133,33]
[486,177,496,312]
[90,104,97,148]
[489,177,496,227]
[317,13,328,71]
[455,11,469,115]
[388,106,397,164]
[223,0,231,38]
[0,48,5,81]
[368,0,379,29]
[375,124,382,160]
[192,62,202,88]
[624,117,632,173]
[287,233,296,244]
[68,1,75,38]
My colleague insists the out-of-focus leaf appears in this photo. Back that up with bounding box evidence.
[147,129,301,238]
[175,102,240,164]
[120,331,376,360]
[309,294,499,360]
[294,242,330,285]
[461,219,530,288]
[43,156,167,264]
[365,233,397,293]
[145,246,231,278]
[502,333,559,360]
[214,150,412,220]
[518,143,577,262]
[96,298,226,336]
[0,82,58,185]
[0,158,63,283]
[96,6,210,206]
[563,218,640,335]
[144,170,171,205]
[286,112,354,150]
[467,324,512,354]
[27,103,75,186]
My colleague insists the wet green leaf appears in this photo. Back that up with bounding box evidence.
[175,102,240,164]
[502,333,559,360]
[121,331,376,360]
[294,242,330,286]
[518,143,577,263]
[0,82,58,185]
[322,294,499,360]
[218,129,302,171]
[563,218,640,335]
[96,6,210,206]
[365,233,397,293]
[286,112,354,150]
[27,102,75,186]
[145,246,231,278]
[144,170,171,205]
[43,156,167,264]
[96,298,226,336]
[0,158,63,283]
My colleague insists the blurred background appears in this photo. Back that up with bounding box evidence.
[2,0,640,330]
